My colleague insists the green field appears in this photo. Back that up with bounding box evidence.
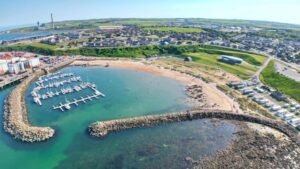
[0,43,267,79]
[260,61,300,102]
[196,46,266,66]
[143,27,205,33]
[185,52,258,79]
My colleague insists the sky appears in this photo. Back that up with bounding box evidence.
[0,0,299,27]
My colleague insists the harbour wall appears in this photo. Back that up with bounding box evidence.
[88,110,300,145]
[3,59,74,142]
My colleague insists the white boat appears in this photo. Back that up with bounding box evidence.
[42,95,48,100]
[33,97,42,106]
[64,104,71,110]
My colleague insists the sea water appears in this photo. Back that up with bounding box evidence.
[0,66,236,169]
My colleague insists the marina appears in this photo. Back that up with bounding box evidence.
[31,71,105,111]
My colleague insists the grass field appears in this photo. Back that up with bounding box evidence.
[16,43,59,50]
[0,43,266,79]
[260,60,300,102]
[197,47,266,66]
[185,52,258,79]
[143,27,205,33]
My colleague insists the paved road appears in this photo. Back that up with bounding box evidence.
[275,62,300,82]
[248,49,300,74]
[253,55,272,79]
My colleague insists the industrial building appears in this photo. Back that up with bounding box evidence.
[218,55,243,64]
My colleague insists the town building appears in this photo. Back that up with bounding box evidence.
[28,58,41,67]
[0,52,41,74]
[8,62,26,74]
[0,60,8,74]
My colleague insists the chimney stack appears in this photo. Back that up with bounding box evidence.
[51,13,54,29]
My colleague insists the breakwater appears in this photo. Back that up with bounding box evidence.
[3,59,74,142]
[88,109,300,145]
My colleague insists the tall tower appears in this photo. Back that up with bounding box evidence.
[51,13,54,29]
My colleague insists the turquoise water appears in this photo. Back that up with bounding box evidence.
[0,66,236,169]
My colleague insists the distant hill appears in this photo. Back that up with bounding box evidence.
[8,18,300,33]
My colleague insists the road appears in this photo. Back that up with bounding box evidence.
[253,54,272,79]
[275,62,300,82]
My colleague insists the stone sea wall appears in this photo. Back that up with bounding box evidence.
[3,59,74,142]
[88,110,300,145]
[3,69,54,142]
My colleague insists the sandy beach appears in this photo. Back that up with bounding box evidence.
[72,60,239,112]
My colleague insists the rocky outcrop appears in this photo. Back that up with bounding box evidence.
[3,59,75,143]
[88,110,300,145]
[195,125,300,169]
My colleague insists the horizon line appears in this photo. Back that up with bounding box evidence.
[1,17,300,31]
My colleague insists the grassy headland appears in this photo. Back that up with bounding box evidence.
[185,52,258,79]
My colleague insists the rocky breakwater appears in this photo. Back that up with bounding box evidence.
[2,58,75,142]
[88,110,300,145]
[3,69,55,142]
[3,59,75,142]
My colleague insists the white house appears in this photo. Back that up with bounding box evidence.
[28,58,40,67]
[8,62,26,74]
[0,61,8,74]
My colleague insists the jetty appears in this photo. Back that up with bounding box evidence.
[34,76,82,90]
[53,91,105,111]
[0,73,29,90]
[3,69,55,142]
[33,82,89,102]
[36,72,74,85]
[88,109,300,145]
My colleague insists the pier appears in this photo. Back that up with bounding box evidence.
[0,73,29,90]
[53,91,105,111]
[37,72,74,85]
[33,82,89,103]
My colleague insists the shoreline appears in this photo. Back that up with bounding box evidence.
[3,57,298,145]
[71,59,239,112]
[195,122,300,169]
